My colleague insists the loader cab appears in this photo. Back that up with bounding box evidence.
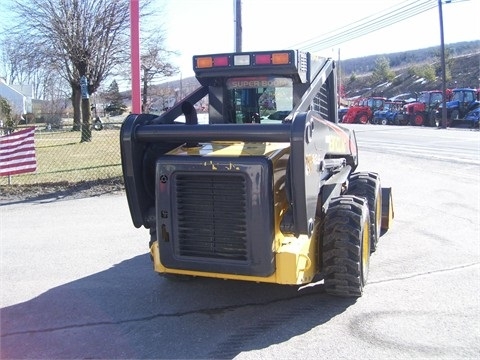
[193,50,338,124]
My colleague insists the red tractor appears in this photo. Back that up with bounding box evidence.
[399,90,451,127]
[342,97,386,124]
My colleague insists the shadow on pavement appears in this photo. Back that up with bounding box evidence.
[1,253,356,359]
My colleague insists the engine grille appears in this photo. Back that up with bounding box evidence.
[156,155,275,276]
[175,173,248,261]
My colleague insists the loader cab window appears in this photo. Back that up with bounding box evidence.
[226,77,293,124]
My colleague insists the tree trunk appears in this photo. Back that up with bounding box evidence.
[72,87,81,131]
[80,97,92,142]
[142,67,148,113]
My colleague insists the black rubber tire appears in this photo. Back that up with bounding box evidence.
[323,196,371,297]
[399,116,409,126]
[411,112,425,126]
[93,118,103,131]
[347,172,382,252]
[451,109,460,121]
[427,112,436,127]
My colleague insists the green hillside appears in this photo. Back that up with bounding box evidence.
[339,40,479,99]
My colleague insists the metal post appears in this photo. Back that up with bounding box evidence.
[234,0,242,52]
[438,0,448,128]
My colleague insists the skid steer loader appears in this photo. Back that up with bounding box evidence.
[120,50,394,297]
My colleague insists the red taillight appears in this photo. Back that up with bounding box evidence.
[213,56,229,67]
[255,54,271,65]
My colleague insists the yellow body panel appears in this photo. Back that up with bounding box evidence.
[151,231,319,285]
[152,141,323,285]
[169,142,291,157]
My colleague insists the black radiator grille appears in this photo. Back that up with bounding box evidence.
[175,173,248,261]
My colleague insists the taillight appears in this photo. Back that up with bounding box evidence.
[254,52,290,65]
[195,55,230,69]
[271,52,290,64]
[254,54,271,65]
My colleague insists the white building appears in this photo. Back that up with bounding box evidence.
[0,78,33,116]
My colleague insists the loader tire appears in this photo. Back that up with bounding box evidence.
[323,196,370,297]
[347,172,382,252]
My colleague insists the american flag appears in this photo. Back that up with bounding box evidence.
[0,127,37,176]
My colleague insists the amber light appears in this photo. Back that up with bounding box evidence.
[272,52,290,64]
[196,57,213,68]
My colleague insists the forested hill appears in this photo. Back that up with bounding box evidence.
[338,40,479,99]
[339,40,479,75]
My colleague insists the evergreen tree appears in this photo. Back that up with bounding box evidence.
[372,56,395,83]
[104,80,123,107]
[101,80,127,115]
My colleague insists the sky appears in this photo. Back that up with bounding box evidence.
[153,0,479,81]
[0,0,477,87]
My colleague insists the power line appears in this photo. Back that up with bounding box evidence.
[309,1,436,51]
[289,0,439,53]
[297,0,437,51]
[291,0,427,48]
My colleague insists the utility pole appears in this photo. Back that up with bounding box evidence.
[234,0,242,52]
[438,0,450,129]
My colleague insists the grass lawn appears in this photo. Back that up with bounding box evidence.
[1,127,122,186]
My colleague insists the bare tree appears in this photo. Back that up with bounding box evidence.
[140,35,179,112]
[6,0,157,142]
[1,35,67,101]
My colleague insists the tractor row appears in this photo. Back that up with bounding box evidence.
[339,88,480,128]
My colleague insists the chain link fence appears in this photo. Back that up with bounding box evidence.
[0,116,125,187]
